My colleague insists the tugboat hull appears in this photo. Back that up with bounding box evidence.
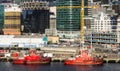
[25,58,51,64]
[13,49,51,65]
[13,59,25,64]
[64,49,103,65]
[64,59,103,65]
[13,59,51,65]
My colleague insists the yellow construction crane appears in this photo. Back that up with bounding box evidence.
[57,0,99,45]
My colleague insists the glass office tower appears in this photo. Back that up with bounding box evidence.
[56,0,88,31]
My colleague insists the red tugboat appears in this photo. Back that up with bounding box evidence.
[64,49,103,65]
[13,50,51,64]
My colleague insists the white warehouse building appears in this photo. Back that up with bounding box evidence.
[0,35,46,48]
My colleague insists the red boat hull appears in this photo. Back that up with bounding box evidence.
[13,57,51,65]
[25,58,51,64]
[64,59,103,65]
[25,60,50,64]
[13,59,25,64]
[13,49,51,65]
[64,49,103,65]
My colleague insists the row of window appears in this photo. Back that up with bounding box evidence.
[22,3,48,7]
[91,39,117,43]
[93,21,117,24]
[4,24,20,29]
[5,16,20,19]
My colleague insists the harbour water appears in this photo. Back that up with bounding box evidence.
[0,62,120,71]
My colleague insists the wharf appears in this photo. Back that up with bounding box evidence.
[0,47,120,63]
[0,47,79,62]
[92,47,120,63]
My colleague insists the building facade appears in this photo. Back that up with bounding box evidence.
[112,1,120,15]
[3,3,21,35]
[91,12,112,32]
[86,14,120,44]
[86,32,120,44]
[0,35,45,47]
[20,1,49,34]
[85,0,120,45]
[45,6,57,36]
[0,4,4,34]
[118,16,120,31]
[56,0,88,38]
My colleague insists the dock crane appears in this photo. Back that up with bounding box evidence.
[57,0,99,46]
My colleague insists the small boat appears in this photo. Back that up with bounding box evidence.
[13,50,51,64]
[64,49,103,65]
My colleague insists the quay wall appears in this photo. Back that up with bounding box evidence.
[0,45,120,63]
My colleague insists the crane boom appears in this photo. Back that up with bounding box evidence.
[80,0,84,44]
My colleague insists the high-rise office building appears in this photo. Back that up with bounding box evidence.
[20,0,49,34]
[56,0,88,38]
[1,3,22,35]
